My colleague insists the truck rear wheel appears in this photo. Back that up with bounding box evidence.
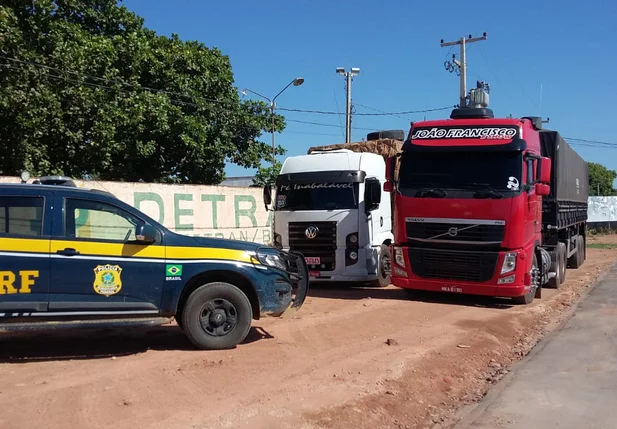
[377,244,392,287]
[181,282,253,350]
[568,235,584,269]
[513,253,538,305]
[547,243,566,289]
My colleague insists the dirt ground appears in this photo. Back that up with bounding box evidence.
[1,235,616,429]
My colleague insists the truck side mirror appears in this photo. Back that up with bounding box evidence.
[535,183,550,196]
[135,224,157,244]
[538,157,551,183]
[263,184,272,209]
[365,178,381,212]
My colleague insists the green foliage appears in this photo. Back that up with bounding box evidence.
[0,0,286,184]
[252,141,286,186]
[588,162,617,196]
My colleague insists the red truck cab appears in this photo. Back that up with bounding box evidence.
[385,107,557,304]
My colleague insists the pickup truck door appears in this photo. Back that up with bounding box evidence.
[48,194,165,315]
[0,191,51,314]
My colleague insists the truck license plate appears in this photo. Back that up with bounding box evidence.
[309,271,320,278]
[441,286,463,293]
[305,257,320,265]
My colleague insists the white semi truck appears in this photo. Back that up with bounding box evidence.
[263,133,403,287]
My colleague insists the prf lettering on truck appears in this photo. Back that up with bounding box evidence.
[0,270,39,294]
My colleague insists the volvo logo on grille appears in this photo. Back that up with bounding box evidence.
[447,227,459,237]
[305,225,319,239]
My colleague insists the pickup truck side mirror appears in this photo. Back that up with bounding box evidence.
[365,178,382,212]
[135,224,157,244]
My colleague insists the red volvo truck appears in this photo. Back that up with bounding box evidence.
[385,107,588,304]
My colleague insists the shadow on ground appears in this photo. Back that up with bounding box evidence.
[308,283,515,310]
[0,325,274,363]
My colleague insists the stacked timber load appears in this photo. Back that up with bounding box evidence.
[306,138,403,160]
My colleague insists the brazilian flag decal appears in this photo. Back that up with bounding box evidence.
[166,264,183,277]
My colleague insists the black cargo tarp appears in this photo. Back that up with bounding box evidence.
[539,130,589,229]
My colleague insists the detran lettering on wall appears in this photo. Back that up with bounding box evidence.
[0,177,273,244]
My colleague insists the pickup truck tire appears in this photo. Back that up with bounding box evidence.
[377,244,392,287]
[181,282,253,350]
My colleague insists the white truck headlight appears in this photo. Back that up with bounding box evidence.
[500,252,517,275]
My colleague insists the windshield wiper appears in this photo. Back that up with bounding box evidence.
[460,182,504,199]
[415,188,447,198]
[474,189,504,199]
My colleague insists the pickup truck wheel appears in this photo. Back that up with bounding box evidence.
[513,253,538,305]
[377,244,392,287]
[181,282,252,350]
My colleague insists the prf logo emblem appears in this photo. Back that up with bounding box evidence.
[447,227,459,237]
[93,264,123,297]
[305,225,319,239]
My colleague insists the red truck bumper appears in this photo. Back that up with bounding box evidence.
[391,276,532,297]
[390,246,533,298]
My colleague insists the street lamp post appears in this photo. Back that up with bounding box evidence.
[241,77,304,174]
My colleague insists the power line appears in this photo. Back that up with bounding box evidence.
[565,137,617,147]
[4,55,617,148]
[278,105,454,116]
[0,54,237,108]
[0,54,453,118]
[286,118,376,131]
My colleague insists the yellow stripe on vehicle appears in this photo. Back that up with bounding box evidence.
[166,246,255,263]
[0,238,257,264]
[0,237,50,253]
[50,240,166,258]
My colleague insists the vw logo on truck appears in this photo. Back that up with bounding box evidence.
[305,225,319,239]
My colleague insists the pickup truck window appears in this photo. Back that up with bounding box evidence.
[65,198,140,242]
[0,196,44,236]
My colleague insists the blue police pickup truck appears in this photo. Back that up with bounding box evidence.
[0,177,309,350]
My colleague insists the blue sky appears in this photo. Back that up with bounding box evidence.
[122,0,617,179]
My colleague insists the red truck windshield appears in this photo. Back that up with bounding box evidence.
[398,151,523,193]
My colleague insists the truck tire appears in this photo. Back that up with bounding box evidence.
[366,130,405,141]
[547,243,566,288]
[181,282,253,350]
[377,244,392,287]
[546,250,561,289]
[513,252,538,305]
[558,242,567,284]
[568,235,584,269]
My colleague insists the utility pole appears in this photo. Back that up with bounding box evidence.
[441,33,487,108]
[336,67,360,143]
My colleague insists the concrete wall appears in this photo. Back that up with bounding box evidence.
[0,177,273,244]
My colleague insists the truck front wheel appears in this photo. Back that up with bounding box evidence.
[377,244,392,287]
[181,282,253,350]
[513,252,539,305]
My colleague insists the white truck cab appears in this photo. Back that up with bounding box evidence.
[264,148,393,287]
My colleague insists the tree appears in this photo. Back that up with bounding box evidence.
[588,162,616,196]
[0,0,286,184]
